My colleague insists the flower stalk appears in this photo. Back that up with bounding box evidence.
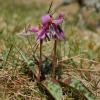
[52,39,57,78]
[38,40,43,81]
[40,40,43,66]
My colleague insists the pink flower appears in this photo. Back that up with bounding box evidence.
[29,13,65,41]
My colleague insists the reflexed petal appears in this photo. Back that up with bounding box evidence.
[53,18,63,25]
[42,15,51,25]
[58,13,64,18]
[58,32,65,40]
[61,31,64,38]
[57,27,65,39]
[40,33,46,40]
[37,29,46,40]
[29,27,39,32]
[52,24,65,40]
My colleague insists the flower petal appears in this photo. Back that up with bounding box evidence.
[52,24,65,40]
[53,18,63,25]
[37,29,46,40]
[29,27,39,32]
[58,13,64,19]
[42,15,51,25]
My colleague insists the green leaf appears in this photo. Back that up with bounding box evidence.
[43,79,63,100]
[28,60,37,74]
[2,45,13,68]
[70,79,95,100]
[16,48,29,63]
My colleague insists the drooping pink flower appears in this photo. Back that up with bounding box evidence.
[29,13,65,41]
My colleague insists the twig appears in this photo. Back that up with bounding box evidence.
[58,55,100,64]
[50,3,62,15]
[47,0,54,14]
[58,55,81,63]
[64,68,100,72]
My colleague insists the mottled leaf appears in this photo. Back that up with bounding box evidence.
[43,79,63,100]
[70,78,95,100]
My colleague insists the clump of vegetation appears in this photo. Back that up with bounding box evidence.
[0,0,100,100]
